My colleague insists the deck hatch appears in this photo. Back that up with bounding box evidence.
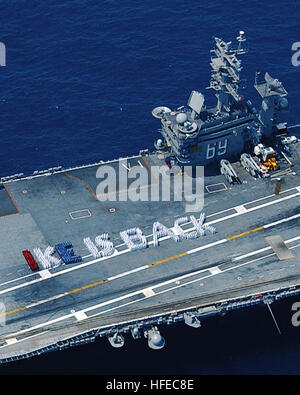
[69,209,92,220]
[205,183,227,193]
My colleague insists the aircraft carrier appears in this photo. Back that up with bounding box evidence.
[0,32,300,363]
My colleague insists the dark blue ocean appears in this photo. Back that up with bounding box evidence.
[0,0,300,375]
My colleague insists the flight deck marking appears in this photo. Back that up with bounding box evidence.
[5,338,17,345]
[141,156,160,185]
[67,278,108,295]
[5,240,300,342]
[73,311,88,321]
[83,186,300,255]
[226,226,264,241]
[121,163,131,171]
[209,191,300,226]
[232,236,300,261]
[3,306,26,317]
[0,271,40,288]
[1,214,299,321]
[39,270,52,279]
[4,330,50,346]
[147,252,187,267]
[5,241,300,342]
[87,189,300,256]
[64,172,98,201]
[77,242,300,322]
[209,267,222,275]
[26,293,67,308]
[235,205,247,214]
[0,211,299,300]
[143,288,155,297]
[205,183,227,193]
[69,209,92,220]
[3,184,21,214]
[0,185,299,295]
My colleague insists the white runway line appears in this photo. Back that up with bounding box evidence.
[27,292,67,308]
[264,213,300,229]
[232,246,272,261]
[208,191,300,226]
[108,265,148,281]
[2,331,50,347]
[121,163,131,171]
[187,239,227,255]
[0,272,40,288]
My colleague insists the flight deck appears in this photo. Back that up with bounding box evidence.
[0,125,299,362]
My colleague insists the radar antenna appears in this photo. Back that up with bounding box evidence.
[207,31,247,111]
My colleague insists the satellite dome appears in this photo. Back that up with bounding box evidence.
[176,113,188,124]
[151,333,164,347]
[278,97,289,110]
[152,106,171,119]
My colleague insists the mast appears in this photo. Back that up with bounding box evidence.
[207,31,247,112]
